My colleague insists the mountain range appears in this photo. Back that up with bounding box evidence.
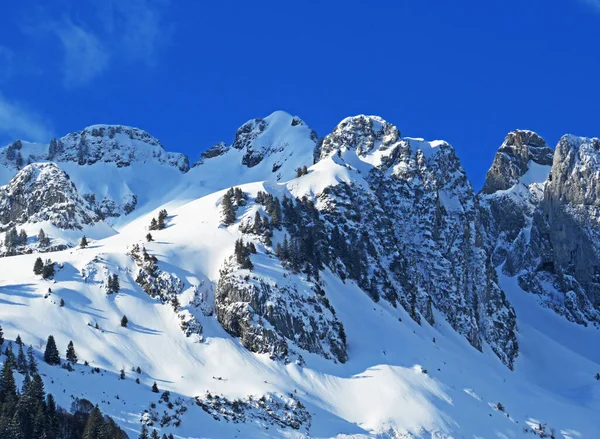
[0,110,598,438]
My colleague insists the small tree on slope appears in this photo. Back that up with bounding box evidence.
[43,335,61,365]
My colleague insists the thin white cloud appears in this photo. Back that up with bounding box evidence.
[0,93,51,142]
[0,45,14,80]
[580,0,600,11]
[51,19,109,88]
[97,0,172,66]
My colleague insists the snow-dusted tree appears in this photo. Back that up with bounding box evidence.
[43,335,61,365]
[221,192,236,225]
[139,424,150,439]
[157,209,168,230]
[111,274,120,293]
[66,340,78,364]
[16,343,27,373]
[34,259,45,277]
[18,229,27,246]
[27,345,37,374]
[38,229,50,247]
[146,233,153,242]
[42,259,55,279]
[80,235,88,248]
[149,218,158,231]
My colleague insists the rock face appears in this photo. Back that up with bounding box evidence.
[0,162,99,229]
[309,116,518,368]
[53,125,190,171]
[215,259,347,363]
[481,130,552,194]
[480,132,600,326]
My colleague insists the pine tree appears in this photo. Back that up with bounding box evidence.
[121,315,128,327]
[27,345,37,374]
[83,407,105,439]
[66,341,78,364]
[43,336,61,365]
[38,229,50,247]
[146,233,153,242]
[112,274,120,293]
[151,381,159,393]
[221,192,236,225]
[42,259,55,279]
[80,235,88,249]
[60,298,65,307]
[139,424,150,439]
[16,343,27,373]
[18,229,27,246]
[149,218,158,231]
[120,368,126,380]
[107,275,114,294]
[157,209,168,230]
[0,325,4,347]
[151,429,160,439]
[15,335,22,346]
[0,358,17,403]
[33,257,44,275]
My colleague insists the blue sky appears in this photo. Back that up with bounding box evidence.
[0,0,599,188]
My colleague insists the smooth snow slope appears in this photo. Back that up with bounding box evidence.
[0,176,598,439]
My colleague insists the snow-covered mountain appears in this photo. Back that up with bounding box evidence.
[0,111,599,439]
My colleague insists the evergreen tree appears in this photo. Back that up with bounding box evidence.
[18,230,27,246]
[111,274,120,293]
[27,345,37,374]
[33,257,44,275]
[5,341,15,367]
[151,429,160,439]
[139,424,150,439]
[43,336,61,365]
[66,341,78,364]
[0,358,17,404]
[82,407,105,439]
[149,218,158,231]
[121,315,128,327]
[37,229,50,247]
[151,381,159,393]
[221,192,236,225]
[157,209,168,230]
[15,152,23,168]
[60,298,65,307]
[80,236,88,249]
[15,335,22,346]
[42,260,55,279]
[0,325,4,347]
[146,233,153,242]
[16,343,27,374]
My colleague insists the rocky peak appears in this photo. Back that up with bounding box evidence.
[0,162,99,229]
[482,130,553,194]
[319,115,401,159]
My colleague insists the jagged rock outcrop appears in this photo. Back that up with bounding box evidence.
[308,115,518,367]
[0,162,99,229]
[479,130,553,272]
[481,130,552,194]
[480,131,600,326]
[215,258,347,363]
[193,111,318,182]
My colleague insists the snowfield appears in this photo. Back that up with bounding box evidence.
[0,112,598,438]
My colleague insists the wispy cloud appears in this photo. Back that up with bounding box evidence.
[580,0,600,12]
[0,45,14,81]
[97,0,172,66]
[0,93,51,142]
[50,19,109,88]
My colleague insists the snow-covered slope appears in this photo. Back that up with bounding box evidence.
[0,112,598,438]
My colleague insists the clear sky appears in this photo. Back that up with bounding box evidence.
[1,0,599,188]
